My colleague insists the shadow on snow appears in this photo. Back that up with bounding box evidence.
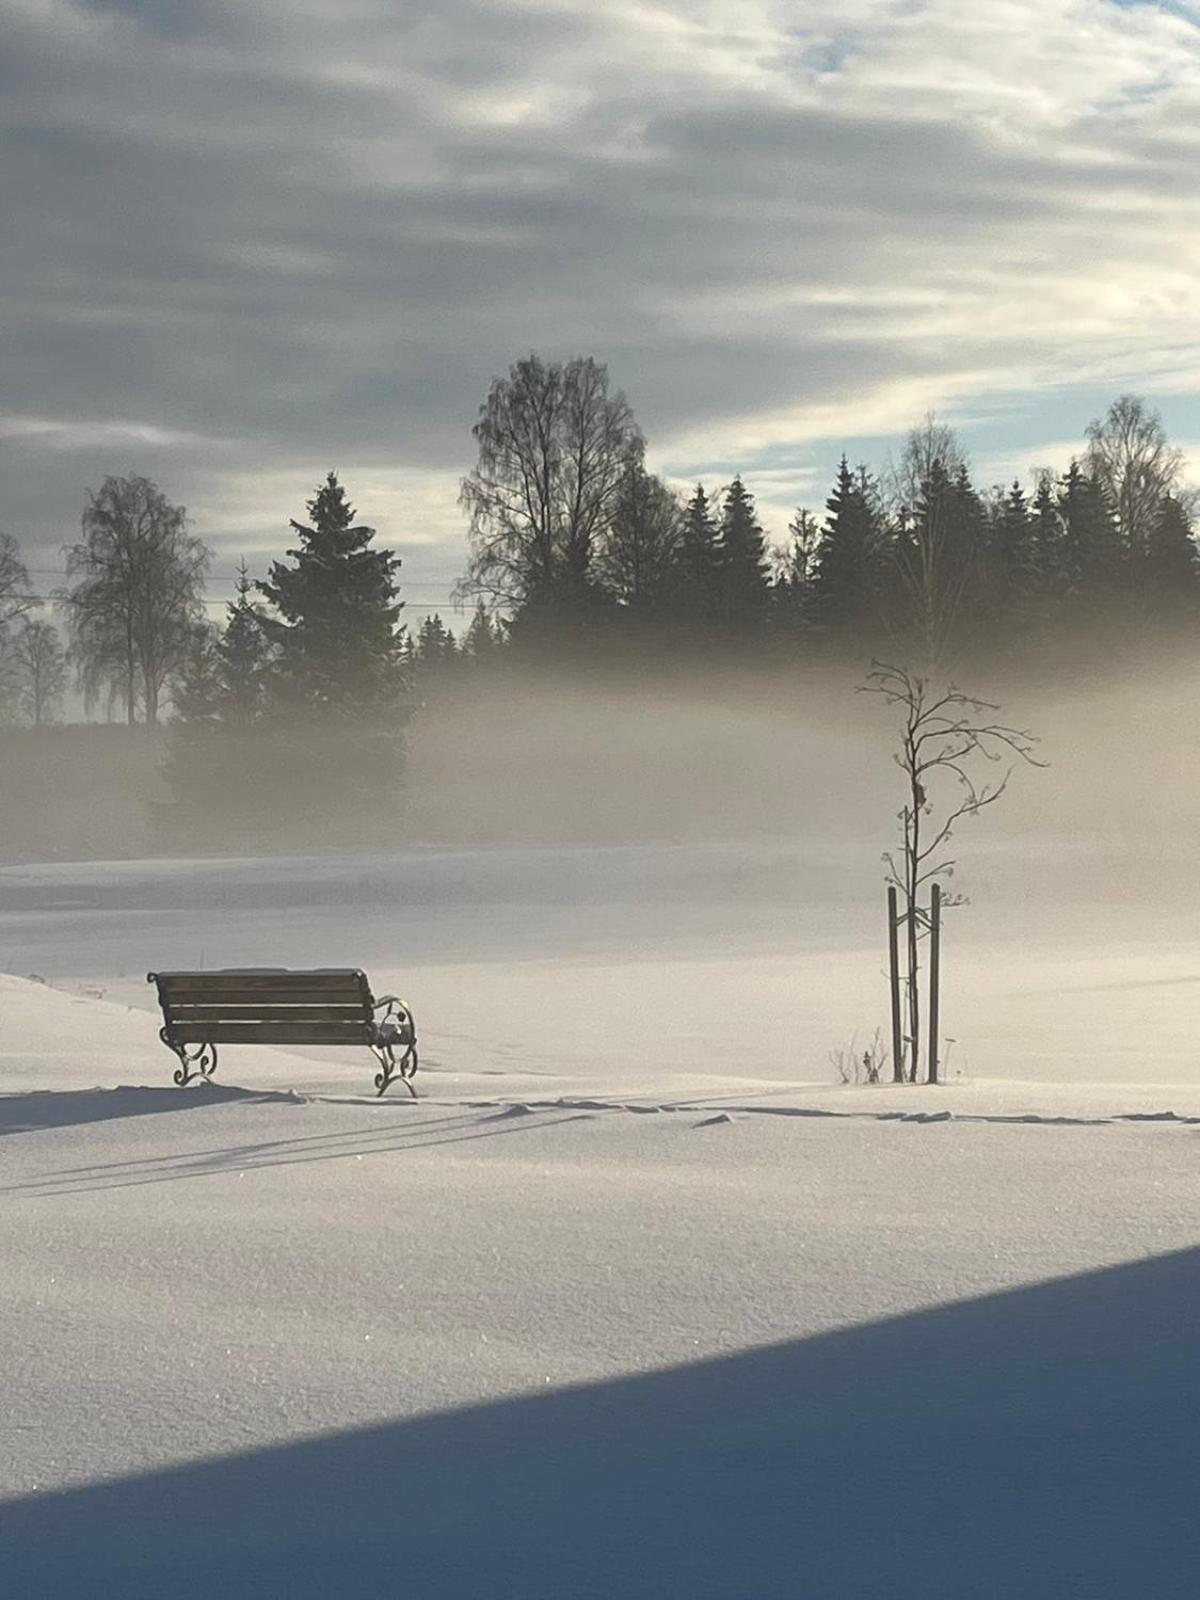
[0,1104,592,1194]
[0,1084,303,1138]
[3,1247,1199,1598]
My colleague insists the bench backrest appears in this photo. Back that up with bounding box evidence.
[149,968,375,1047]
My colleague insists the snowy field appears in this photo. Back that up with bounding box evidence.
[3,841,1200,1596]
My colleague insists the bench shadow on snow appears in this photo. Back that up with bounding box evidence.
[4,1247,1199,1599]
[0,1084,298,1136]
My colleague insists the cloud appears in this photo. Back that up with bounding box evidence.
[3,0,1199,580]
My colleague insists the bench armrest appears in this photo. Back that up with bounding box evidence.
[371,994,416,1046]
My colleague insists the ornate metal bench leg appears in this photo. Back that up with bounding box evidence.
[373,1043,395,1097]
[373,1042,418,1098]
[163,1030,217,1087]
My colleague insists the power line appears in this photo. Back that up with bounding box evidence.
[25,565,461,592]
[22,592,467,613]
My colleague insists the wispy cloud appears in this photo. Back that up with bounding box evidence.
[3,0,1198,573]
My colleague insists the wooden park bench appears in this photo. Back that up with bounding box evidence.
[147,969,419,1097]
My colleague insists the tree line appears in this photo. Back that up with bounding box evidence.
[457,360,1196,668]
[0,355,1193,839]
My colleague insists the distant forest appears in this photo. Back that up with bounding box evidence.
[0,355,1195,850]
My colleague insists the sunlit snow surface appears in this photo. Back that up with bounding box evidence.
[3,844,1200,1596]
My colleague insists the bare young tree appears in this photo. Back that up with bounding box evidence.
[59,475,211,726]
[458,354,641,613]
[1085,394,1184,552]
[13,618,67,726]
[774,507,820,588]
[862,662,1043,1083]
[885,416,975,673]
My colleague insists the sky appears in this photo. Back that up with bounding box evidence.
[4,0,1200,621]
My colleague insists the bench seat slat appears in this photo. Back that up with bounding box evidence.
[158,971,365,984]
[168,1022,377,1046]
[154,970,365,985]
[159,986,372,1007]
[167,1004,372,1025]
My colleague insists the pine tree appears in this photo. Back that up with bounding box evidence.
[1142,494,1197,608]
[244,473,410,834]
[415,614,458,670]
[463,602,503,667]
[171,624,222,724]
[258,472,407,713]
[947,463,988,622]
[810,458,881,634]
[678,483,722,626]
[1057,461,1121,599]
[216,560,272,725]
[716,475,771,635]
[992,481,1035,598]
[1030,472,1062,593]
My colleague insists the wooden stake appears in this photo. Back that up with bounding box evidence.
[887,886,904,1083]
[928,882,941,1086]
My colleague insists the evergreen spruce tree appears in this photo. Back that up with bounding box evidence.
[161,622,226,836]
[1142,494,1197,610]
[415,614,459,671]
[716,475,771,635]
[1057,461,1121,600]
[258,473,407,712]
[397,626,416,672]
[463,601,503,668]
[1030,472,1062,598]
[164,568,273,839]
[216,560,272,725]
[678,483,722,627]
[992,481,1035,598]
[171,623,223,726]
[810,458,882,636]
[249,473,410,832]
[947,463,988,623]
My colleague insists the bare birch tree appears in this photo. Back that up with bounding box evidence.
[1085,394,1184,552]
[0,532,32,719]
[0,532,30,630]
[60,476,210,726]
[885,413,966,516]
[885,417,975,673]
[458,355,641,614]
[13,618,67,726]
[863,662,1043,1082]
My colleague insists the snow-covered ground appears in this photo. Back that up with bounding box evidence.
[3,843,1200,1595]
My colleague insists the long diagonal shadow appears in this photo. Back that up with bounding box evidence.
[27,1109,490,1178]
[2,1246,1198,1598]
[2,1108,593,1198]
